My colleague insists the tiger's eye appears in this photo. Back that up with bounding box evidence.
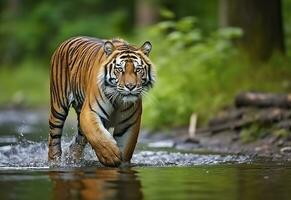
[136,68,142,73]
[115,68,123,72]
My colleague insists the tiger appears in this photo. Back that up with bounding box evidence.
[48,36,155,167]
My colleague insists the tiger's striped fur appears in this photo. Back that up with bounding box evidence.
[48,36,155,166]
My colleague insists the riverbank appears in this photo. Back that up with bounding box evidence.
[141,128,291,161]
[143,92,291,161]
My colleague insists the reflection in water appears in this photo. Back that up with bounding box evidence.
[49,168,143,200]
[0,164,291,200]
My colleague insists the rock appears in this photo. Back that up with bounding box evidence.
[280,146,291,154]
[175,142,202,150]
[276,120,291,130]
[184,137,200,144]
[148,140,175,148]
[277,139,285,147]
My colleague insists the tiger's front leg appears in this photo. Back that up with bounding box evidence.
[113,104,142,163]
[80,102,122,167]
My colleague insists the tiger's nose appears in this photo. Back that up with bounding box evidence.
[125,83,136,91]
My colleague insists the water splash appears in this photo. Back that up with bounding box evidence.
[0,140,251,169]
[132,151,250,166]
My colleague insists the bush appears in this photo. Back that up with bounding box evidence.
[139,16,242,129]
[140,16,291,130]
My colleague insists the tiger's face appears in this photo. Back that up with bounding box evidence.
[100,40,155,103]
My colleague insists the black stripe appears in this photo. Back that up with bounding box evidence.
[99,115,108,126]
[148,64,152,83]
[104,63,108,83]
[56,55,64,106]
[104,64,115,87]
[78,131,84,136]
[50,133,62,139]
[119,55,138,59]
[89,102,98,115]
[61,103,69,114]
[48,142,61,147]
[49,121,64,129]
[114,117,139,137]
[88,46,101,76]
[88,103,108,126]
[51,107,67,121]
[51,65,62,108]
[108,63,113,79]
[98,51,105,63]
[104,64,113,87]
[119,108,137,124]
[121,104,133,112]
[119,50,134,54]
[108,64,116,85]
[96,98,109,119]
[97,87,106,103]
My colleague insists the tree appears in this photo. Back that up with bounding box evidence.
[135,0,159,27]
[219,0,285,61]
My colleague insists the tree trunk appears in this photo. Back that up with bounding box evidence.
[219,0,285,61]
[235,92,291,108]
[135,0,159,27]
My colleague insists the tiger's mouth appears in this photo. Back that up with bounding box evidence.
[118,90,141,102]
[121,94,139,102]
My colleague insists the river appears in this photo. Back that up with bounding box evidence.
[0,110,290,200]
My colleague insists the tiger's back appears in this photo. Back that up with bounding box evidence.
[51,37,104,109]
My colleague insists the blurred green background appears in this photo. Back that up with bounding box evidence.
[1,0,291,129]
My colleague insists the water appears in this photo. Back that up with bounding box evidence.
[0,110,291,200]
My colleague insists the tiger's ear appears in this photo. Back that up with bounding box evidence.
[104,41,115,56]
[140,41,152,56]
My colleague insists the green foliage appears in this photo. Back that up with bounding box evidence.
[0,1,220,66]
[283,0,291,56]
[240,125,291,143]
[240,124,267,143]
[141,17,242,129]
[141,17,291,130]
[0,0,134,65]
[273,129,290,138]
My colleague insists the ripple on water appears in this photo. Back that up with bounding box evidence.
[0,141,251,169]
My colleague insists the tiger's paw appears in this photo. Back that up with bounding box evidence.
[48,148,62,161]
[93,142,122,167]
[48,150,62,166]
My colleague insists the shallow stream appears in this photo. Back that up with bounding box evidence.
[0,110,290,200]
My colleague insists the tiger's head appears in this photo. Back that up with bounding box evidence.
[99,40,156,103]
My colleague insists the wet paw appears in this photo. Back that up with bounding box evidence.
[93,142,122,167]
[48,149,62,161]
[48,150,62,167]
